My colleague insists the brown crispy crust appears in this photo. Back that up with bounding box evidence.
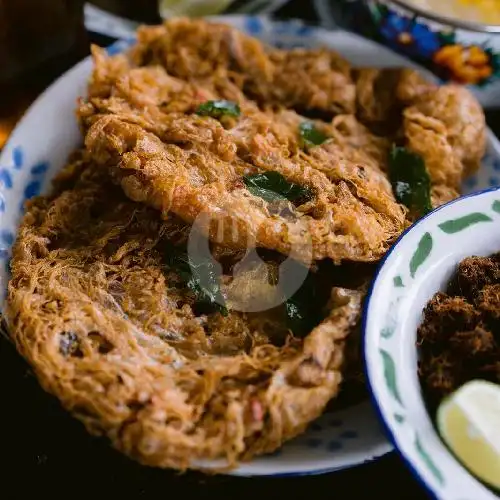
[79,20,487,265]
[7,154,363,470]
[5,18,488,472]
[355,68,486,200]
[80,31,407,264]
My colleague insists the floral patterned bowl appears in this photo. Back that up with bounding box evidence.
[365,0,500,108]
[314,0,500,108]
[364,187,500,499]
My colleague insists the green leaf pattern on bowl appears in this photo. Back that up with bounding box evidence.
[377,207,500,487]
[380,297,402,339]
[381,326,395,339]
[438,213,492,234]
[380,349,404,406]
[415,435,445,486]
[393,275,404,288]
[410,232,433,278]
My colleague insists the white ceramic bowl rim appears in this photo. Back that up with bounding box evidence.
[363,185,500,499]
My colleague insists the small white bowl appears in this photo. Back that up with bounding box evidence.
[364,187,500,499]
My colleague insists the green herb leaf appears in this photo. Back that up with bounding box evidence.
[283,267,328,336]
[299,121,329,147]
[195,100,240,118]
[389,146,432,218]
[243,171,314,205]
[166,245,227,315]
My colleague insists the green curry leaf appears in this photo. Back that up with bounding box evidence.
[243,172,314,205]
[195,100,241,118]
[283,267,329,336]
[389,146,432,218]
[299,121,329,147]
[166,245,227,316]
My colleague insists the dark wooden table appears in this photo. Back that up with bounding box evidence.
[2,2,499,499]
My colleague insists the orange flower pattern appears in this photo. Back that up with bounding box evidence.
[433,45,494,85]
[370,1,500,87]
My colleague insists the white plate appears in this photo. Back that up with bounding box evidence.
[0,15,499,478]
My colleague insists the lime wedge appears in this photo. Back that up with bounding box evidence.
[158,0,234,18]
[437,380,500,490]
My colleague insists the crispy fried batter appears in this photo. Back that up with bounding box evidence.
[79,21,486,248]
[125,18,356,115]
[355,68,436,133]
[7,153,363,469]
[5,18,490,471]
[80,43,406,264]
[403,85,486,189]
[355,68,486,202]
[83,113,405,263]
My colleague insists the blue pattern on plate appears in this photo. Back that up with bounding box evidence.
[31,162,49,175]
[463,176,478,190]
[13,146,24,170]
[328,441,343,452]
[0,230,14,246]
[489,176,500,187]
[20,157,50,212]
[106,44,123,56]
[273,20,314,37]
[0,169,13,189]
[24,180,42,200]
[339,430,358,439]
[310,422,323,432]
[106,38,135,56]
[295,24,314,36]
[329,419,343,427]
[244,16,263,35]
[306,438,323,448]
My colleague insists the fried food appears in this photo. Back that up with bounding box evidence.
[79,20,486,266]
[7,152,363,469]
[418,254,500,408]
[83,111,405,264]
[125,18,356,115]
[5,17,490,471]
[355,68,486,194]
[355,67,435,130]
[80,43,407,264]
[403,84,486,188]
